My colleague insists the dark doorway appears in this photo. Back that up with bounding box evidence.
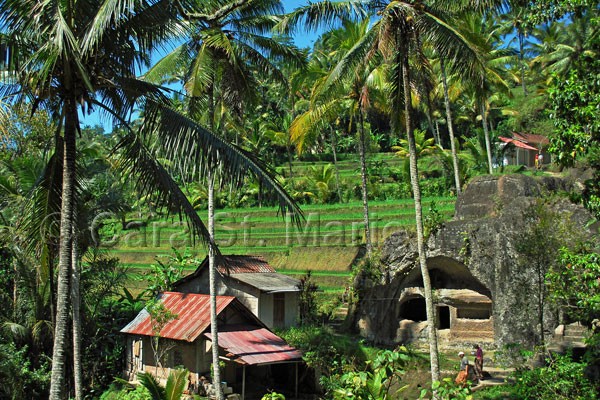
[437,305,450,329]
[399,297,427,322]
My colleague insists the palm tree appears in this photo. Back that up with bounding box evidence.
[281,0,499,384]
[500,2,533,95]
[530,14,599,86]
[145,2,304,398]
[0,2,301,399]
[392,128,438,176]
[456,13,514,175]
[290,18,386,258]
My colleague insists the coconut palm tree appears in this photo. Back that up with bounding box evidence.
[0,2,301,399]
[530,14,599,85]
[281,0,501,384]
[290,18,387,258]
[500,2,533,95]
[455,13,515,174]
[145,2,305,398]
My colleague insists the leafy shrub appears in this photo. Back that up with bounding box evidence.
[512,353,598,400]
[419,378,473,400]
[0,341,50,399]
[99,383,152,400]
[279,325,369,381]
[261,391,285,400]
[332,349,411,400]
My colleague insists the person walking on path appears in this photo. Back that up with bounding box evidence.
[455,351,470,387]
[474,344,484,381]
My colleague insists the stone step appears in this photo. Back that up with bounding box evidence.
[564,327,588,335]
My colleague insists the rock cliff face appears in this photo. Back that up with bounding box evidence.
[357,174,597,346]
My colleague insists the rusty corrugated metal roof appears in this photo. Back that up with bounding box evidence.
[499,136,538,151]
[217,255,275,274]
[120,292,235,342]
[513,132,549,146]
[205,324,302,366]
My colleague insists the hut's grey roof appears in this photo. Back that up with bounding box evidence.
[230,272,301,293]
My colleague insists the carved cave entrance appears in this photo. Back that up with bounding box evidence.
[399,297,427,322]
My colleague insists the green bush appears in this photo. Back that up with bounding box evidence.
[512,354,598,400]
[0,341,50,400]
[99,383,152,400]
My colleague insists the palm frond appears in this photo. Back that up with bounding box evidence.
[137,372,165,400]
[142,44,188,85]
[113,131,216,248]
[275,1,366,35]
[290,99,342,153]
[139,102,303,226]
[164,368,188,400]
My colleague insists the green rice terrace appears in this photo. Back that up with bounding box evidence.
[100,195,456,295]
[94,151,456,296]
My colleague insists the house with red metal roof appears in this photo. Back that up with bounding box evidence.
[498,132,550,168]
[121,291,303,398]
[172,255,301,329]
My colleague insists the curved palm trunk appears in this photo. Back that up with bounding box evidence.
[480,101,494,174]
[401,57,440,383]
[357,112,372,259]
[71,220,82,400]
[49,100,77,400]
[439,57,461,194]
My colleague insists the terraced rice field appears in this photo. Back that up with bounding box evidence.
[101,196,456,294]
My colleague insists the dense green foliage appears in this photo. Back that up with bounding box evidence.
[513,354,598,400]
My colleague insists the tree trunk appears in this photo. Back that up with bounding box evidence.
[519,33,528,96]
[439,57,461,194]
[208,172,224,400]
[480,101,494,174]
[401,57,440,383]
[425,98,441,149]
[207,82,224,400]
[330,127,343,203]
[287,97,295,184]
[49,99,77,400]
[71,219,82,400]
[357,112,372,259]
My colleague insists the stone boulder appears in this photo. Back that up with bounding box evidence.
[357,174,598,346]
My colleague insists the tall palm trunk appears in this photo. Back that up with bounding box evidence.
[207,171,223,400]
[401,55,440,383]
[207,84,224,400]
[518,32,528,96]
[49,99,77,400]
[357,111,372,259]
[287,97,295,184]
[439,57,461,194]
[480,101,493,174]
[330,127,343,203]
[425,98,441,148]
[71,220,82,400]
